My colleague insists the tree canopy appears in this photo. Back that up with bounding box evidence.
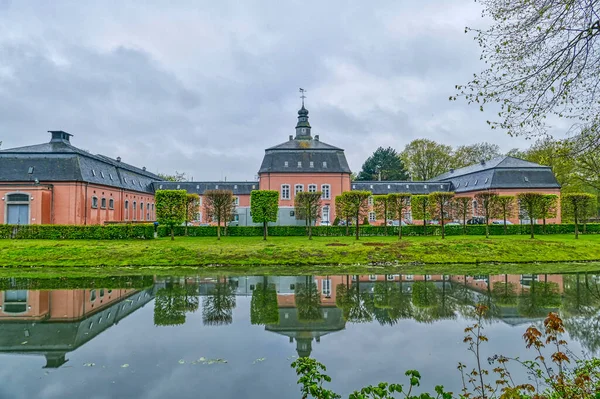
[155,190,187,240]
[294,192,322,239]
[204,189,236,240]
[455,0,600,146]
[356,147,408,181]
[400,139,453,181]
[250,190,279,240]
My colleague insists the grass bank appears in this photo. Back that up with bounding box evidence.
[2,235,600,271]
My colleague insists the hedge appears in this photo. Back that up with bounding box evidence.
[157,223,600,237]
[0,224,155,239]
[0,276,155,290]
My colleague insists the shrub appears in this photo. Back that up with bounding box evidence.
[0,224,154,240]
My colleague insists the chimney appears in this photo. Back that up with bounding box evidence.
[48,130,72,143]
[142,166,146,171]
[450,168,455,173]
[289,135,293,141]
[116,157,121,162]
[315,135,319,141]
[480,159,486,165]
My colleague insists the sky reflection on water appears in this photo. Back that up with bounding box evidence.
[0,272,598,399]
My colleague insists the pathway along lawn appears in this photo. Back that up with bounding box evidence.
[1,234,600,268]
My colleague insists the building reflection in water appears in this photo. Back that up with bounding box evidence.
[0,281,156,368]
[2,272,600,365]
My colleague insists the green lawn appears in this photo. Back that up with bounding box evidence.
[1,235,600,273]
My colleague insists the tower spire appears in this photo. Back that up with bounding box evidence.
[295,88,311,140]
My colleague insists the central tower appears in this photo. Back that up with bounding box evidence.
[257,91,352,225]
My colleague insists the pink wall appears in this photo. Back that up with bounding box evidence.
[259,172,352,223]
[0,182,155,225]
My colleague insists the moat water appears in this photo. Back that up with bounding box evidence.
[0,272,598,398]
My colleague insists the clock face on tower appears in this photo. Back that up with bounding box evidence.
[302,128,306,133]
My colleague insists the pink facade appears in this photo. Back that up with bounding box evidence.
[0,182,155,225]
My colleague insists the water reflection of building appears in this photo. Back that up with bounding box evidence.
[0,287,156,368]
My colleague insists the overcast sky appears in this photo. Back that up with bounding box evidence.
[0,0,538,181]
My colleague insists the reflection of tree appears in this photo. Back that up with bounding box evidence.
[295,276,323,322]
[562,273,600,354]
[369,281,408,326]
[154,284,187,326]
[335,276,372,323]
[492,275,518,307]
[183,281,200,313]
[518,277,561,318]
[411,281,438,308]
[202,279,236,326]
[251,277,279,325]
[430,282,457,321]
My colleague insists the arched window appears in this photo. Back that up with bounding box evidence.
[281,184,290,200]
[92,196,98,209]
[133,201,137,220]
[124,200,129,220]
[101,198,107,209]
[140,203,144,221]
[109,198,114,210]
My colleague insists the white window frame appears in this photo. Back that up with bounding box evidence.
[322,205,330,223]
[369,211,376,222]
[322,279,331,296]
[321,184,330,199]
[281,184,290,200]
[369,275,377,281]
[297,161,302,168]
[234,196,240,206]
[309,161,314,168]
[308,184,317,193]
[368,196,373,205]
[294,184,304,195]
[405,275,414,280]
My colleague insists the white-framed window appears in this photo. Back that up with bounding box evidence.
[133,201,137,220]
[297,161,302,168]
[234,196,240,206]
[91,196,98,209]
[108,198,114,209]
[309,161,314,168]
[140,203,144,220]
[369,212,376,222]
[101,198,107,209]
[295,184,304,195]
[368,196,373,205]
[284,161,289,167]
[321,184,330,199]
[124,200,129,220]
[426,275,432,281]
[322,206,330,223]
[308,184,317,193]
[386,274,395,281]
[405,275,414,280]
[322,279,331,296]
[369,275,377,281]
[323,161,327,168]
[281,184,290,200]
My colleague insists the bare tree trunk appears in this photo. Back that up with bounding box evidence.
[485,213,489,239]
[170,225,174,241]
[263,221,268,240]
[503,209,507,235]
[217,216,221,240]
[308,215,312,240]
[441,203,445,239]
[529,205,535,239]
[384,203,388,236]
[543,216,546,234]
[574,206,579,239]
[355,210,360,240]
[345,217,350,236]
[398,210,403,240]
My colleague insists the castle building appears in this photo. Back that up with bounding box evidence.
[0,102,561,227]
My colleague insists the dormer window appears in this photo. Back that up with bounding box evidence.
[484,178,489,183]
[124,178,128,183]
[234,185,238,189]
[474,179,478,185]
[92,170,96,176]
[524,176,529,182]
[284,161,289,167]
[177,184,180,189]
[28,167,34,174]
[297,161,302,168]
[100,171,105,178]
[215,185,219,189]
[322,161,327,168]
[309,161,314,168]
[196,185,200,189]
[159,184,163,189]
[109,173,114,180]
[387,185,391,189]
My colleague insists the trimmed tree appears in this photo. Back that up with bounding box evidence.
[250,190,279,240]
[429,192,455,239]
[294,191,322,240]
[155,189,187,241]
[453,197,472,235]
[388,193,412,239]
[563,193,596,239]
[335,195,353,236]
[538,194,559,234]
[373,195,392,234]
[517,192,544,239]
[204,189,236,240]
[474,192,499,238]
[339,191,371,240]
[184,193,200,236]
[250,278,279,325]
[496,196,516,235]
[411,195,431,235]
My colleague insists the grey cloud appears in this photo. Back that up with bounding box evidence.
[0,0,532,181]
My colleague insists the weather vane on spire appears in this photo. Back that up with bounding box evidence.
[299,88,306,107]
